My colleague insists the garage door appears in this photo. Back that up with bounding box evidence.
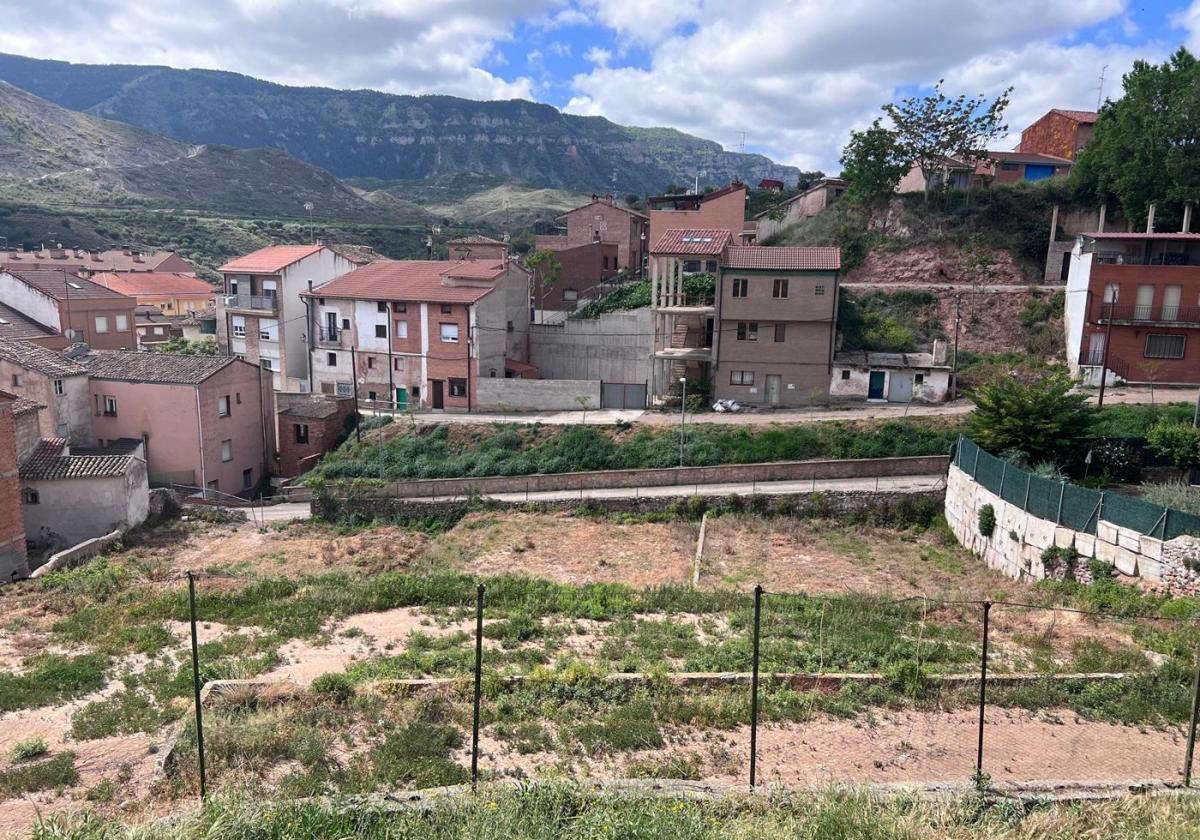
[600,382,647,409]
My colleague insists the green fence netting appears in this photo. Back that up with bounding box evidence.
[954,436,1200,541]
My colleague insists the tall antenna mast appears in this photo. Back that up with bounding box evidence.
[1096,64,1108,111]
[738,130,746,154]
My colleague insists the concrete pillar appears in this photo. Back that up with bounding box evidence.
[1098,203,1107,233]
[1147,202,1157,233]
[1184,203,1193,234]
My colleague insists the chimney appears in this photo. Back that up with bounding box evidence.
[1183,203,1193,234]
[133,251,144,263]
[1146,202,1157,233]
[932,339,947,366]
[91,250,101,261]
[1097,203,1107,233]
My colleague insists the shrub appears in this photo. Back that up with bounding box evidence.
[310,673,355,704]
[1141,481,1200,517]
[1147,420,1200,470]
[977,504,996,538]
[9,736,48,763]
[0,752,78,797]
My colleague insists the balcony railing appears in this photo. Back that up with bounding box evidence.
[1077,348,1131,380]
[318,326,342,343]
[224,294,277,312]
[1097,302,1200,324]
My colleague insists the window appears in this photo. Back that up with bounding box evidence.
[774,323,786,343]
[773,278,789,298]
[602,256,609,270]
[394,358,403,371]
[730,370,755,386]
[207,480,219,492]
[261,359,273,371]
[1000,161,1020,171]
[815,285,826,296]
[153,327,163,336]
[294,423,309,444]
[736,322,758,341]
[394,320,408,339]
[236,393,241,404]
[449,378,467,397]
[242,468,254,489]
[318,298,325,305]
[705,260,718,273]
[94,316,109,333]
[507,321,514,333]
[232,317,246,338]
[220,439,233,462]
[367,356,375,369]
[375,324,387,339]
[915,373,925,384]
[367,390,377,401]
[9,374,20,387]
[393,303,407,313]
[218,395,230,417]
[377,302,388,313]
[260,326,271,341]
[441,304,453,314]
[563,289,579,301]
[115,314,128,331]
[1145,334,1186,359]
[341,318,350,330]
[22,488,38,505]
[103,396,117,416]
[840,370,851,381]
[682,260,701,274]
[440,323,460,343]
[53,379,64,396]
[336,381,352,397]
[731,278,748,298]
[327,352,337,366]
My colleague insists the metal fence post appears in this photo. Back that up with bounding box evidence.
[471,583,485,792]
[1185,646,1200,786]
[749,584,763,789]
[998,462,1007,499]
[1022,474,1030,512]
[186,571,207,802]
[975,601,991,781]
[1056,483,1065,525]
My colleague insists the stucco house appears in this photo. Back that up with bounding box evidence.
[0,337,90,443]
[0,268,138,350]
[753,179,848,242]
[20,438,149,555]
[0,392,29,582]
[830,345,951,403]
[89,271,216,316]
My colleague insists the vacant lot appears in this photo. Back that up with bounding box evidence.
[0,507,1197,835]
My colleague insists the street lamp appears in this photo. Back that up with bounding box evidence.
[303,202,315,244]
[679,377,687,468]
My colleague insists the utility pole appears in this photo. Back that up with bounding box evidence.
[951,293,962,401]
[679,377,687,467]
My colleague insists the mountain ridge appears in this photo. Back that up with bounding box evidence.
[0,52,800,193]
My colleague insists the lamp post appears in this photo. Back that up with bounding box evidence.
[679,377,687,468]
[303,202,314,244]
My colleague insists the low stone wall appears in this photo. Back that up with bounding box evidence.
[474,378,601,411]
[348,455,950,500]
[945,464,1200,594]
[30,530,122,578]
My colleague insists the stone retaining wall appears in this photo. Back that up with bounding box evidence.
[945,464,1200,594]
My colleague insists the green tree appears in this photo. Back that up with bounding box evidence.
[154,336,219,355]
[1147,419,1200,473]
[882,80,1012,198]
[966,373,1092,463]
[839,120,909,209]
[1072,48,1200,228]
[525,249,562,322]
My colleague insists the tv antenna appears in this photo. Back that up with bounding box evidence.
[1095,65,1108,111]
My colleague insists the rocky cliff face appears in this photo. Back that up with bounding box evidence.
[0,53,799,193]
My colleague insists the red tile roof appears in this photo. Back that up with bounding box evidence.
[1052,109,1098,124]
[20,438,134,481]
[309,260,505,304]
[3,268,134,302]
[652,229,733,256]
[724,246,841,271]
[89,272,216,298]
[219,245,325,274]
[447,235,505,246]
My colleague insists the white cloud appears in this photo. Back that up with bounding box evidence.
[1173,0,1200,51]
[584,46,612,66]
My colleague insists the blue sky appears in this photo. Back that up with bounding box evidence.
[0,0,1197,172]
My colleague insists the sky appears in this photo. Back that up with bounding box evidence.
[0,0,1197,172]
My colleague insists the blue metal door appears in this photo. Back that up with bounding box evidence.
[867,371,885,399]
[1024,164,1055,181]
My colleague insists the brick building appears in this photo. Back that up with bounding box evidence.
[536,194,649,274]
[0,268,138,350]
[306,259,530,412]
[447,235,509,262]
[0,247,196,277]
[89,272,216,316]
[647,183,749,251]
[0,391,29,582]
[1066,231,1200,385]
[1018,109,1098,161]
[275,394,355,477]
[534,241,619,316]
[0,338,91,443]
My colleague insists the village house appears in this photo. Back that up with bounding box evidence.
[533,241,619,320]
[1018,108,1097,161]
[0,246,196,277]
[899,152,1073,193]
[535,194,650,275]
[753,178,848,242]
[0,392,29,582]
[180,307,218,344]
[647,183,749,251]
[20,437,149,555]
[305,259,531,412]
[217,244,362,392]
[275,394,355,478]
[89,271,216,315]
[77,351,275,495]
[0,302,68,348]
[0,338,90,442]
[830,345,951,403]
[447,235,509,262]
[0,268,138,350]
[1066,228,1200,386]
[758,179,785,192]
[133,305,183,350]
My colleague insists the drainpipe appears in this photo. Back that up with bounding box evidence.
[258,363,270,488]
[304,281,314,392]
[194,387,207,493]
[387,304,395,417]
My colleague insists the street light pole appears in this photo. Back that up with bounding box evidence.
[679,377,687,468]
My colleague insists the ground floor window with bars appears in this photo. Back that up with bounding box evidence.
[1144,333,1186,359]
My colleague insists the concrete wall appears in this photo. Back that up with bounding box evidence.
[530,309,654,384]
[945,463,1200,594]
[24,459,149,553]
[475,379,601,411]
[337,454,949,499]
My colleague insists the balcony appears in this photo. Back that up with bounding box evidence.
[317,326,346,346]
[1096,302,1200,326]
[223,294,277,314]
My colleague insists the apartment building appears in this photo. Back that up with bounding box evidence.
[0,246,196,277]
[0,338,90,442]
[647,183,749,252]
[1066,230,1200,385]
[0,268,137,350]
[217,244,362,392]
[305,259,530,412]
[78,351,275,495]
[535,194,650,274]
[89,271,216,315]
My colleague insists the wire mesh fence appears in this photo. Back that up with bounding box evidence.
[170,574,1200,800]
